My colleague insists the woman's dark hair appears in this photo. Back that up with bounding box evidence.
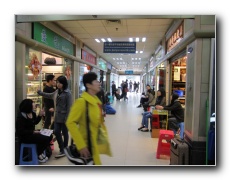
[57,76,68,90]
[158,88,166,97]
[83,72,98,91]
[171,93,179,104]
[19,99,33,113]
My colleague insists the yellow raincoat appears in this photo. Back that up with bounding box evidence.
[66,92,112,165]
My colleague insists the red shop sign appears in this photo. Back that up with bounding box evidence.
[81,49,96,65]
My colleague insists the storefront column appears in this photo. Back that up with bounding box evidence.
[15,41,26,118]
[185,38,212,164]
[73,61,79,99]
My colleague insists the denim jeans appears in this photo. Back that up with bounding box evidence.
[141,112,152,128]
[54,122,69,153]
[168,117,184,139]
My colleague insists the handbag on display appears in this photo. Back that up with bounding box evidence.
[64,101,94,165]
[44,57,56,65]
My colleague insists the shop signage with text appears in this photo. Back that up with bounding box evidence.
[33,23,74,55]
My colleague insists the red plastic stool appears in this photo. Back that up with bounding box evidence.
[152,114,160,129]
[156,130,174,159]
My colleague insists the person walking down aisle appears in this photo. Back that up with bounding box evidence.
[111,81,116,99]
[121,80,128,101]
[129,80,133,92]
[37,76,72,158]
[66,72,112,165]
[43,74,55,129]
[155,93,184,139]
[16,99,53,163]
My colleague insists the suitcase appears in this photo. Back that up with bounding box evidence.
[170,138,189,165]
[208,128,215,162]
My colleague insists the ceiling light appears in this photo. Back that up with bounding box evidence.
[120,58,122,60]
[107,38,112,42]
[140,51,143,53]
[95,39,100,43]
[101,38,106,42]
[136,51,138,54]
[142,37,146,42]
[136,37,139,42]
[129,38,133,42]
[139,58,141,60]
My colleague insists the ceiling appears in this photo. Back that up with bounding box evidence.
[54,17,174,74]
[17,15,194,74]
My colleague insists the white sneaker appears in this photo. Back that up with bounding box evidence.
[41,153,48,161]
[38,155,46,163]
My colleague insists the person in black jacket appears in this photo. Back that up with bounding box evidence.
[16,99,53,163]
[155,93,184,139]
[43,74,55,129]
[111,81,116,99]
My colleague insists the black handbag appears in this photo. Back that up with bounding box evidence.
[44,57,56,65]
[64,101,94,165]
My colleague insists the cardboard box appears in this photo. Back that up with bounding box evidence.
[151,128,162,138]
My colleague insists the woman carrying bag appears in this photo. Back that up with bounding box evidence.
[66,72,112,165]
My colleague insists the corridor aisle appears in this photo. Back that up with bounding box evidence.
[42,92,170,166]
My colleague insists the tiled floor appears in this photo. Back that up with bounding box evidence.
[40,92,170,166]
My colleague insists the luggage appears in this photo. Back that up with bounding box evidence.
[115,93,121,100]
[208,128,215,163]
[170,138,189,165]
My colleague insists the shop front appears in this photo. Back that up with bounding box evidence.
[169,52,187,108]
[23,22,75,111]
[79,48,97,96]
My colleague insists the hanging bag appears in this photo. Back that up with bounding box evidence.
[64,101,94,165]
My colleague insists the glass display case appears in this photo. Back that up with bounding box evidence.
[26,49,43,109]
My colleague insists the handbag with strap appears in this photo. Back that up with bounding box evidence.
[64,101,94,165]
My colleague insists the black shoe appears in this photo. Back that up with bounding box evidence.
[55,152,65,158]
[138,126,144,130]
[141,128,149,132]
[136,105,142,108]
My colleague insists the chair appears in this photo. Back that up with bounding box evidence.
[151,114,160,129]
[156,130,174,159]
[19,143,39,165]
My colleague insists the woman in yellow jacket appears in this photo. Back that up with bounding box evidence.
[66,72,111,165]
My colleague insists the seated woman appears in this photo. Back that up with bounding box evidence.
[155,93,184,139]
[16,99,53,163]
[154,89,166,128]
[142,89,155,112]
[105,92,116,114]
[138,111,153,132]
[105,103,116,114]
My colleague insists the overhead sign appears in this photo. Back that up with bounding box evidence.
[103,42,136,54]
[125,70,133,75]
